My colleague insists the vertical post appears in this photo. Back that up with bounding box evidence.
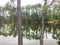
[17,0,23,45]
[40,0,47,45]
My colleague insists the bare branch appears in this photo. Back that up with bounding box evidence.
[10,0,17,8]
[48,0,54,7]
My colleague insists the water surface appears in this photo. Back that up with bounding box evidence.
[0,34,58,45]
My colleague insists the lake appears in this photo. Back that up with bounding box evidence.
[0,33,58,45]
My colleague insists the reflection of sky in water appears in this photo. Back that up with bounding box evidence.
[44,33,52,39]
[0,34,58,45]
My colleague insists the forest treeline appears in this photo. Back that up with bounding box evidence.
[0,1,60,40]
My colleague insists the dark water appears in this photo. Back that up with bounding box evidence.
[0,33,59,45]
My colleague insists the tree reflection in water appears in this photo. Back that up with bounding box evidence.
[57,41,60,45]
[41,23,60,45]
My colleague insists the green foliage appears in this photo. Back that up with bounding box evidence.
[0,2,60,40]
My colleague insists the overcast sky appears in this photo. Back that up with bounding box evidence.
[0,0,60,6]
[21,0,44,6]
[0,0,9,6]
[0,0,44,6]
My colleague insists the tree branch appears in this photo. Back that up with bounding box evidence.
[48,0,54,7]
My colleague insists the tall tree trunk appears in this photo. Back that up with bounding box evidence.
[40,0,47,45]
[40,13,44,45]
[17,0,23,45]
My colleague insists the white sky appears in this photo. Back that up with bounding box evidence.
[21,0,44,6]
[0,0,60,6]
[0,0,9,6]
[0,0,44,6]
